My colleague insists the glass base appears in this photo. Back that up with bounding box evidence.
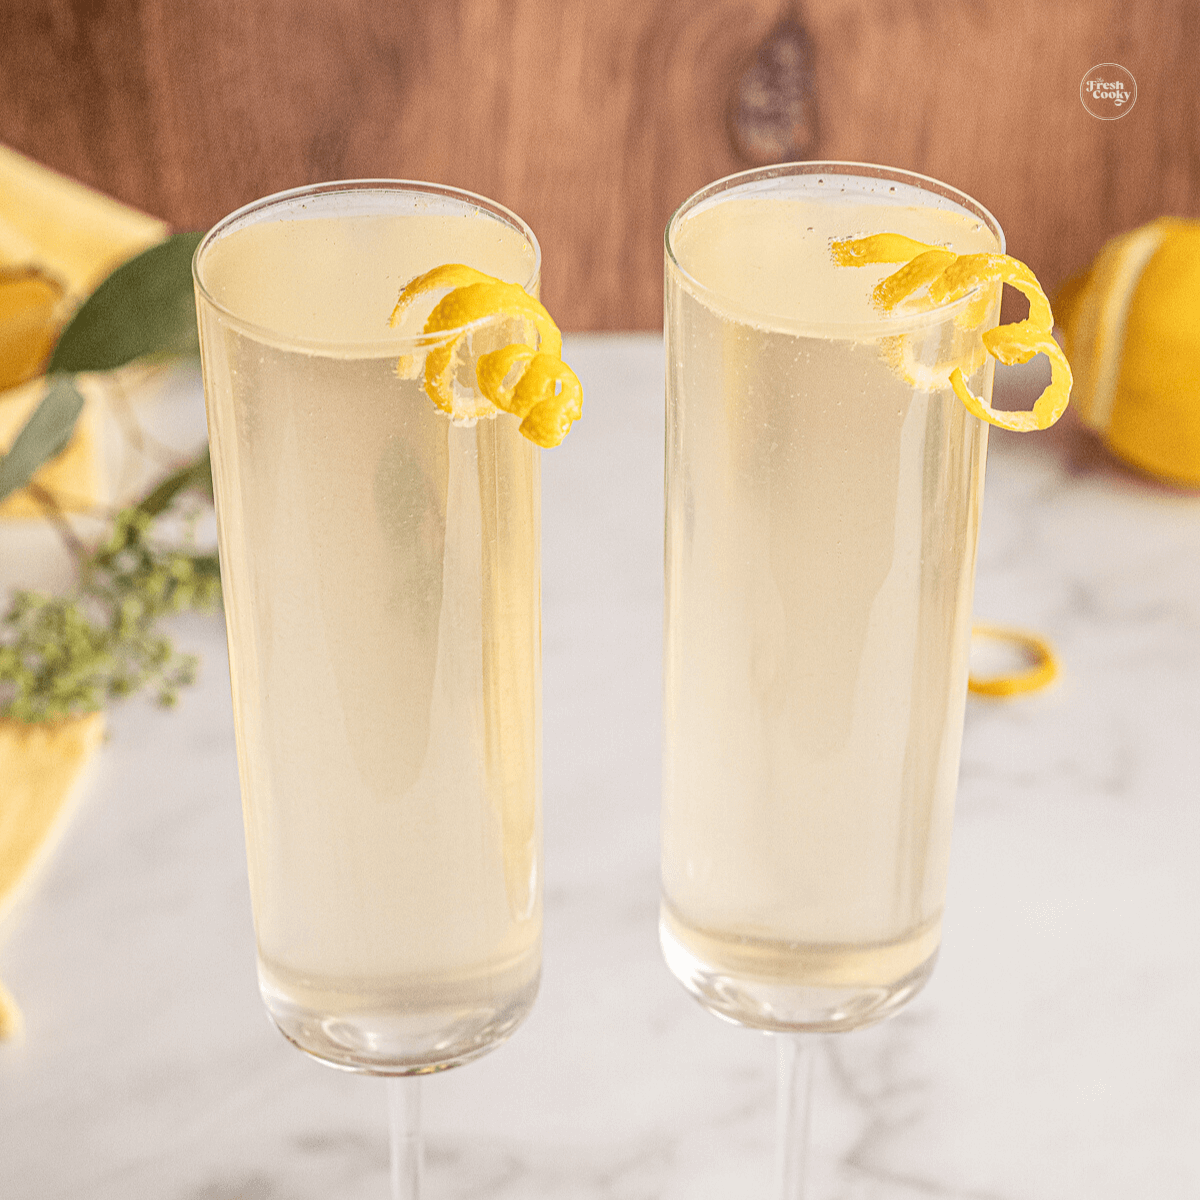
[258,963,541,1075]
[659,906,939,1033]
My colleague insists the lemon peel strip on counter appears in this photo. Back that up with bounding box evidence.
[968,624,1059,697]
[389,264,582,448]
[830,235,1072,432]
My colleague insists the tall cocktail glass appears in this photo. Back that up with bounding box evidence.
[661,162,1004,1195]
[194,181,543,1199]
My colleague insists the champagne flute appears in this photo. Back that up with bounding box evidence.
[661,162,1004,1196]
[193,181,544,1199]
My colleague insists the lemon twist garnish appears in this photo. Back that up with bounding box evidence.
[389,264,582,448]
[830,232,954,270]
[831,234,1072,432]
[968,624,1059,697]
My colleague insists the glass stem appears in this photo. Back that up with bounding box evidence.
[774,1035,816,1200]
[387,1076,423,1200]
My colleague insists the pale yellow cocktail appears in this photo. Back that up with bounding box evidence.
[662,167,1004,1032]
[196,185,542,1073]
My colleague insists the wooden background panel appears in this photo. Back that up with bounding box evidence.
[1,0,1197,330]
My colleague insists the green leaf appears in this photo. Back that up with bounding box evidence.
[136,447,214,517]
[47,231,205,374]
[0,375,85,503]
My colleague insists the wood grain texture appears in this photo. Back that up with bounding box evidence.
[1,0,1197,329]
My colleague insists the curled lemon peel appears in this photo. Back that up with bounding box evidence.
[831,235,1072,432]
[879,330,988,395]
[873,247,960,309]
[389,263,496,328]
[477,343,583,446]
[968,624,1059,697]
[829,232,942,266]
[389,264,581,448]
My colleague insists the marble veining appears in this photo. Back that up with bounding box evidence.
[1,338,1197,1198]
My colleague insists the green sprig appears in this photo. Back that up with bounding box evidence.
[0,455,221,723]
[0,231,221,724]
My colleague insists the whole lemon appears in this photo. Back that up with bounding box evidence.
[1058,218,1200,486]
[0,266,64,392]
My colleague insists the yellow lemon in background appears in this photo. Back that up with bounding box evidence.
[0,266,64,392]
[1057,218,1200,486]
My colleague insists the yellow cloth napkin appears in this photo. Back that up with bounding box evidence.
[0,144,167,297]
[0,144,167,518]
[0,148,164,1037]
[0,713,104,1037]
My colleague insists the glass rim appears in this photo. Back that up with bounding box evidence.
[664,161,1006,338]
[192,178,543,353]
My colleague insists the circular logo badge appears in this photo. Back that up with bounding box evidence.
[1080,63,1137,119]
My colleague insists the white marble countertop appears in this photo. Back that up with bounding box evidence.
[2,335,1198,1199]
